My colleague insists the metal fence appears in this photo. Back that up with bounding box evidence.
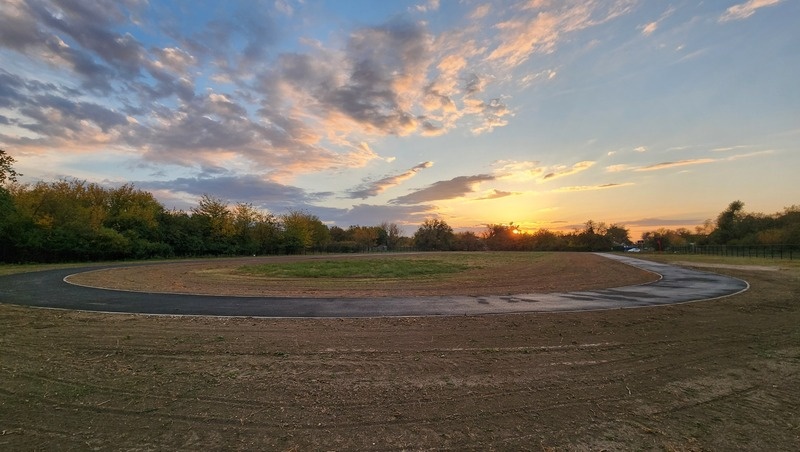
[669,245,798,260]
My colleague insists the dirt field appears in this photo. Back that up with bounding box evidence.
[64,252,658,297]
[1,253,799,450]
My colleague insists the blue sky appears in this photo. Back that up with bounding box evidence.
[1,0,797,238]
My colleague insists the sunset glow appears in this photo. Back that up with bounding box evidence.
[1,0,797,239]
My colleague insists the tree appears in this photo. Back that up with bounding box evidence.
[576,220,613,251]
[231,203,263,254]
[710,200,745,244]
[105,184,167,257]
[604,224,631,246]
[413,218,454,251]
[483,223,521,251]
[379,222,403,251]
[281,210,327,254]
[191,194,234,253]
[453,231,484,251]
[0,187,24,261]
[349,225,379,251]
[530,229,564,251]
[0,149,22,186]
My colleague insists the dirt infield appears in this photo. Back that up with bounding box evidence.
[1,253,799,450]
[64,252,657,297]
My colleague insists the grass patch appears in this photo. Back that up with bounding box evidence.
[238,258,471,279]
[0,262,92,277]
[634,253,800,270]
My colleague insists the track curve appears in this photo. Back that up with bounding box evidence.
[0,254,748,317]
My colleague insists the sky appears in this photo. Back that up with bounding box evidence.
[1,0,798,238]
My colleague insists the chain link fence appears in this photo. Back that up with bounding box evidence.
[669,245,798,260]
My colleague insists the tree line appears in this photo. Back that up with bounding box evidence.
[0,179,410,262]
[637,200,800,251]
[413,219,633,253]
[0,177,634,263]
[1,150,798,262]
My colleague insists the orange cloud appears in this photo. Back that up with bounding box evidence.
[634,158,715,171]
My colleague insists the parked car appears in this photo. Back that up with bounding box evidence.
[626,247,641,253]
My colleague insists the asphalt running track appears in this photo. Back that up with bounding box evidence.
[0,254,748,318]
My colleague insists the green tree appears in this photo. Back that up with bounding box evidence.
[710,200,745,244]
[231,202,263,254]
[453,231,484,251]
[0,149,22,186]
[191,194,234,253]
[413,218,454,251]
[281,210,326,254]
[529,229,564,251]
[0,187,25,261]
[348,225,383,251]
[379,222,403,251]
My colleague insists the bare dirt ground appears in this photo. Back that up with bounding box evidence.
[1,253,799,451]
[65,252,657,297]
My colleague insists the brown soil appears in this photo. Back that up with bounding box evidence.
[1,253,799,450]
[65,252,657,297]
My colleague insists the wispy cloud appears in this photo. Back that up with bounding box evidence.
[542,161,595,181]
[412,0,440,13]
[476,189,519,200]
[725,150,775,161]
[552,182,633,193]
[635,158,715,172]
[494,160,543,181]
[606,164,634,173]
[719,0,783,22]
[711,145,753,152]
[487,1,636,69]
[346,161,434,199]
[639,6,675,36]
[609,149,772,174]
[390,174,495,204]
[625,217,704,228]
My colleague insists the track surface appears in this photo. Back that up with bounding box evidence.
[0,254,748,317]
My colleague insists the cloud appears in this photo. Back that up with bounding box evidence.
[325,203,437,230]
[476,189,518,200]
[724,150,774,161]
[2,0,559,183]
[719,0,783,22]
[552,182,634,193]
[391,174,495,204]
[346,161,434,199]
[605,164,634,173]
[711,145,753,152]
[137,174,321,211]
[494,160,543,181]
[640,22,659,36]
[634,146,648,153]
[487,1,636,68]
[495,159,596,183]
[639,6,675,36]
[607,150,771,174]
[413,0,440,13]
[634,159,715,172]
[625,217,704,228]
[541,161,595,181]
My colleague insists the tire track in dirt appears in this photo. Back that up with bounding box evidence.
[1,263,798,450]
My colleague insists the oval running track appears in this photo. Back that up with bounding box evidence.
[0,254,748,318]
